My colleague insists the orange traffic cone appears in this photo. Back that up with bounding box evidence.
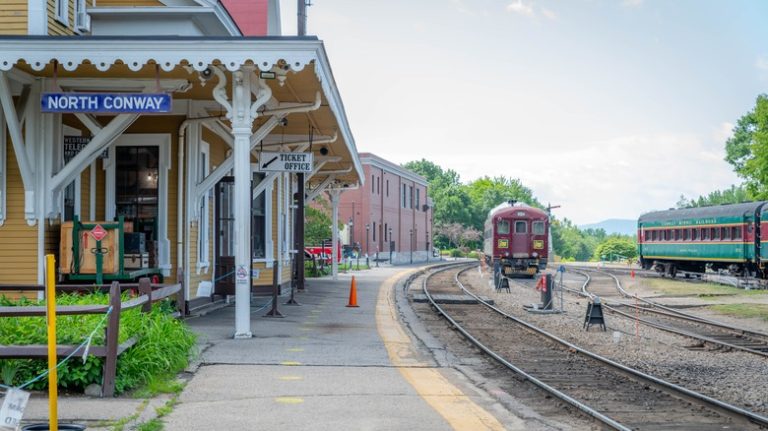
[346,276,360,308]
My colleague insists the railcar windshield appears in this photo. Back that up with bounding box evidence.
[497,220,510,235]
[532,221,545,235]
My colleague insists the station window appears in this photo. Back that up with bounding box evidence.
[55,0,69,25]
[532,221,545,235]
[733,226,742,240]
[713,227,720,240]
[722,227,731,240]
[497,220,510,235]
[252,172,267,259]
[515,221,527,234]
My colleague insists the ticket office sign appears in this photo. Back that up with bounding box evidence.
[257,152,313,173]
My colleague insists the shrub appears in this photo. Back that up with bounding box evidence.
[449,249,464,258]
[0,292,196,394]
[467,251,479,260]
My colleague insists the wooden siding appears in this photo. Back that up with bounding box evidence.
[47,0,75,36]
[0,1,28,35]
[187,222,201,297]
[0,138,38,285]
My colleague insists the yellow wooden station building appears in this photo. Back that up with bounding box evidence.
[0,0,363,337]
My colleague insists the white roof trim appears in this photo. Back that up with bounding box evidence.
[360,154,427,186]
[0,36,363,185]
[87,6,241,36]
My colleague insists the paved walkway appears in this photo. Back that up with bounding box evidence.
[21,264,527,430]
[163,265,520,430]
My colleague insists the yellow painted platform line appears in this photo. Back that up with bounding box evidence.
[275,397,304,404]
[281,361,302,366]
[376,268,509,431]
[278,376,304,381]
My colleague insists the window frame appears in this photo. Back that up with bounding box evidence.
[55,0,70,26]
[197,141,211,271]
[0,103,5,225]
[250,167,274,262]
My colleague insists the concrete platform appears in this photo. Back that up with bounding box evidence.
[163,265,521,430]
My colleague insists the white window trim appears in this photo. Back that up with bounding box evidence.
[196,140,210,273]
[251,164,273,265]
[74,0,87,33]
[55,0,70,26]
[60,125,82,222]
[104,134,172,276]
[0,102,5,226]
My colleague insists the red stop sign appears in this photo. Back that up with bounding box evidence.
[90,224,108,242]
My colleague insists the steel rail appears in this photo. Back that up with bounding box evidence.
[574,268,768,356]
[448,265,768,428]
[420,263,633,431]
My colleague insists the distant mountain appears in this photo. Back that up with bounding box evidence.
[579,219,637,236]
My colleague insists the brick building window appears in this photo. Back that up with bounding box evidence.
[402,184,406,207]
[416,188,420,210]
[386,179,389,196]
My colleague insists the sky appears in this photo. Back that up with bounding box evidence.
[279,0,768,225]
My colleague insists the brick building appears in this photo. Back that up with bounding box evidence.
[338,153,433,264]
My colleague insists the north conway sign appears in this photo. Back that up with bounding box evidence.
[41,93,172,114]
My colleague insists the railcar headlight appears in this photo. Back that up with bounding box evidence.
[532,252,538,258]
[504,251,509,257]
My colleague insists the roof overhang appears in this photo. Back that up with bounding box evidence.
[0,36,364,187]
[87,5,242,36]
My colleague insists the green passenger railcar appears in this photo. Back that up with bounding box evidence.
[637,202,767,277]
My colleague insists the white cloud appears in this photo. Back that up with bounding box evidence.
[506,0,535,17]
[622,0,643,7]
[541,8,557,20]
[713,122,734,144]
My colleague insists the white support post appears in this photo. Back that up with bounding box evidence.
[0,71,36,222]
[229,68,272,339]
[329,189,340,280]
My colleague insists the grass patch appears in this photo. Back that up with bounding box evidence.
[0,293,196,394]
[645,278,768,297]
[132,374,185,398]
[137,419,164,431]
[708,303,768,321]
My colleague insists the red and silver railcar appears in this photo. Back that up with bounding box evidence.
[483,201,549,281]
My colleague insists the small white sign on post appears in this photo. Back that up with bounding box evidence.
[257,152,314,173]
[0,388,30,431]
[235,265,249,286]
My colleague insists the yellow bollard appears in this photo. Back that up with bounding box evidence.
[45,254,58,431]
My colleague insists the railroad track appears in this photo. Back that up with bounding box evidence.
[569,268,768,357]
[419,263,768,430]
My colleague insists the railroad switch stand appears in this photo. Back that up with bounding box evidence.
[496,276,510,293]
[584,297,606,331]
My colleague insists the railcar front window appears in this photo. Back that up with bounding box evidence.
[497,220,510,235]
[533,221,545,235]
[515,221,527,234]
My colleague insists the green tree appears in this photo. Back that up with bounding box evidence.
[594,236,637,261]
[677,184,751,209]
[465,176,541,230]
[725,94,768,198]
[305,200,336,245]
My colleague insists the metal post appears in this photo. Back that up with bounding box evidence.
[365,223,369,268]
[330,190,340,280]
[388,227,393,264]
[409,229,413,264]
[296,172,306,290]
[232,70,255,339]
[45,255,58,431]
[266,260,285,316]
[297,0,307,36]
